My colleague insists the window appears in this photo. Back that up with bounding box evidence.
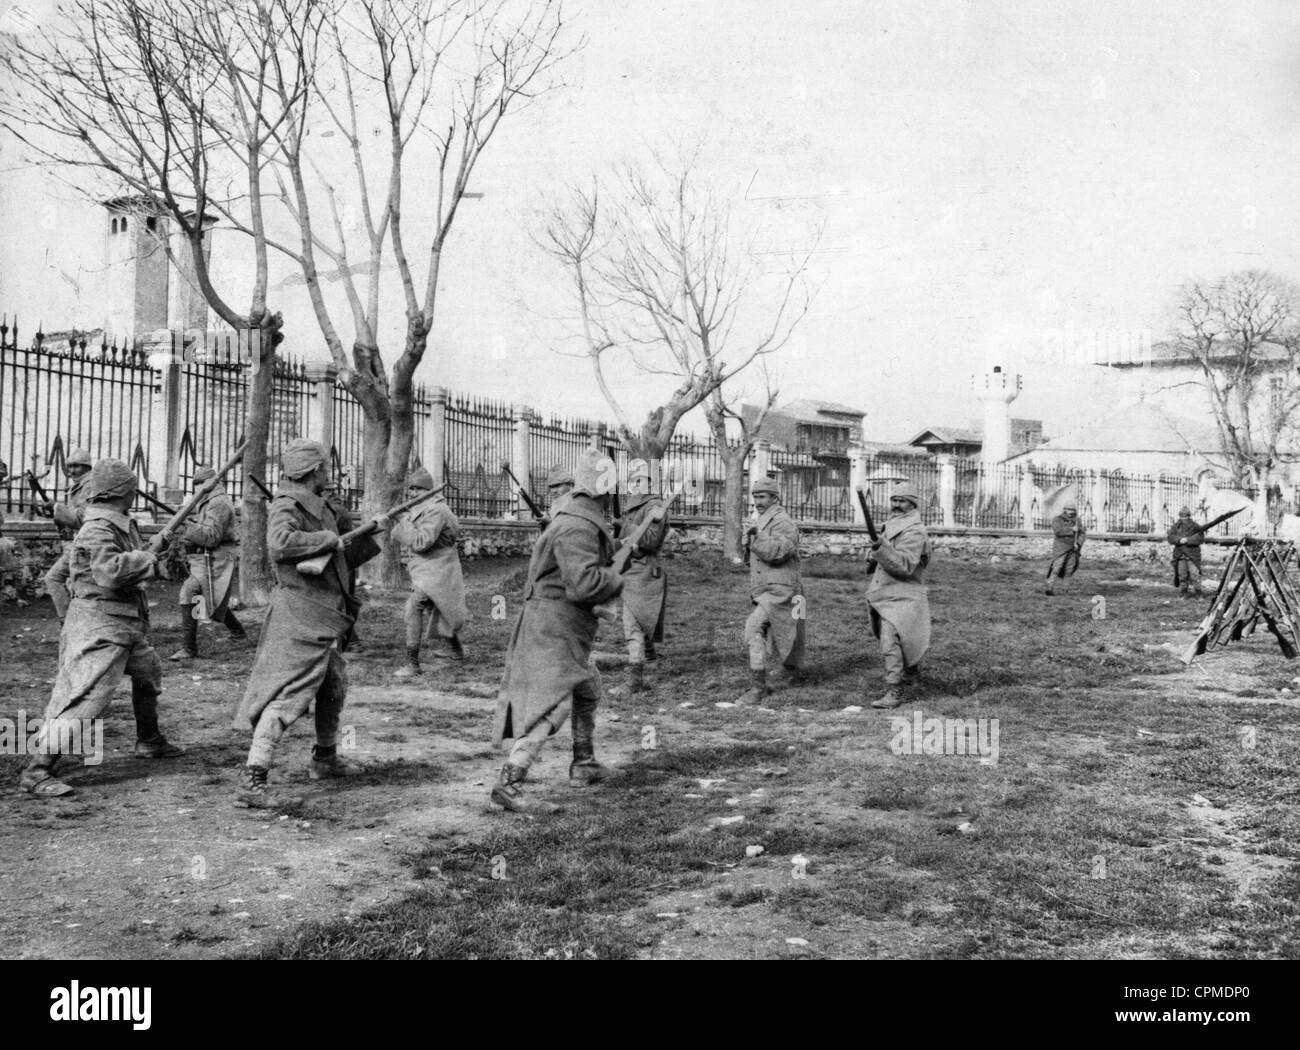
[146,216,157,232]
[110,218,119,234]
[121,217,128,232]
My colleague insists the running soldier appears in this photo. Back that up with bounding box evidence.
[1045,501,1085,595]
[492,452,623,815]
[42,448,93,619]
[614,458,669,694]
[170,466,247,660]
[865,482,933,710]
[1167,505,1205,598]
[738,475,806,703]
[234,439,382,808]
[20,459,183,797]
[393,466,468,677]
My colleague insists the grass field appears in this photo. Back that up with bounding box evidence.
[2,547,1298,959]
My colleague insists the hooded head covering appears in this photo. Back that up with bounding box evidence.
[572,452,617,498]
[751,475,779,496]
[1063,501,1077,512]
[407,466,435,491]
[1179,506,1192,517]
[86,458,137,502]
[193,466,217,484]
[66,448,93,471]
[547,462,574,490]
[281,438,328,481]
[890,482,920,507]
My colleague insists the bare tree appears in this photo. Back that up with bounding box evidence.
[539,155,810,472]
[0,0,324,602]
[703,371,777,564]
[1169,270,1300,517]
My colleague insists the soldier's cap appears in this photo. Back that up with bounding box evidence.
[890,482,920,506]
[1062,501,1078,511]
[407,466,435,491]
[193,466,217,484]
[66,448,93,470]
[547,462,575,489]
[281,438,328,480]
[571,451,617,498]
[85,458,137,501]
[750,475,779,496]
[1179,505,1192,517]
[627,458,651,483]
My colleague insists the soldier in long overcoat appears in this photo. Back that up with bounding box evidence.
[393,466,468,676]
[20,459,183,797]
[170,466,247,660]
[42,447,93,619]
[1045,502,1086,595]
[738,476,806,703]
[865,482,933,709]
[234,439,381,808]
[1167,506,1205,597]
[492,452,623,815]
[614,458,669,694]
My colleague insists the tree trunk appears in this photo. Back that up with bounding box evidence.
[359,409,395,587]
[720,444,748,565]
[238,317,279,606]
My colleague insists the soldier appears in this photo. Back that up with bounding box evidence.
[1167,505,1205,598]
[546,462,574,519]
[1045,501,1086,595]
[614,459,669,693]
[170,466,247,660]
[233,439,382,808]
[42,448,93,619]
[19,459,183,798]
[738,476,806,703]
[492,451,623,815]
[865,482,933,710]
[393,466,468,677]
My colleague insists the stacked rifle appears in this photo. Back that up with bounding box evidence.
[1182,539,1300,663]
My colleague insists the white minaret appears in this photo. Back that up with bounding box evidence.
[977,365,1021,463]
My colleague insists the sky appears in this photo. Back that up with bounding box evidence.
[2,0,1299,443]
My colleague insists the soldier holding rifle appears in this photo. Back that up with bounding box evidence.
[170,466,247,660]
[38,448,92,619]
[614,458,671,694]
[1045,500,1085,596]
[18,457,226,797]
[234,439,390,808]
[393,466,467,677]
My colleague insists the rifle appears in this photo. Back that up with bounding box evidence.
[502,464,545,523]
[855,487,879,574]
[137,489,177,516]
[149,442,248,555]
[297,481,448,576]
[1189,506,1247,537]
[249,474,275,500]
[22,471,55,518]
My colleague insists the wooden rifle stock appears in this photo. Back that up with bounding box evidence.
[149,442,248,555]
[611,489,681,574]
[296,482,448,576]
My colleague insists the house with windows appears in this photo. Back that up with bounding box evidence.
[741,399,866,519]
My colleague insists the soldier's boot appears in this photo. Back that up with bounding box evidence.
[132,683,184,758]
[1044,580,1055,596]
[490,763,562,815]
[309,744,352,780]
[569,704,612,786]
[19,754,73,797]
[736,669,769,705]
[902,664,923,687]
[234,764,271,809]
[871,686,907,710]
[222,609,247,640]
[645,641,659,663]
[447,634,466,661]
[169,602,199,661]
[783,663,807,686]
[627,661,647,695]
[393,647,423,678]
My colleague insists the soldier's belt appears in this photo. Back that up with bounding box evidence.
[70,597,143,619]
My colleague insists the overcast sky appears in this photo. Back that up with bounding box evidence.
[3,0,1298,443]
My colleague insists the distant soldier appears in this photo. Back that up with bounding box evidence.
[42,448,94,619]
[492,451,623,814]
[1045,501,1085,596]
[738,476,806,703]
[865,482,933,710]
[170,466,247,660]
[20,459,183,798]
[544,462,575,524]
[614,458,669,693]
[234,440,382,808]
[1167,506,1205,598]
[393,466,468,677]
